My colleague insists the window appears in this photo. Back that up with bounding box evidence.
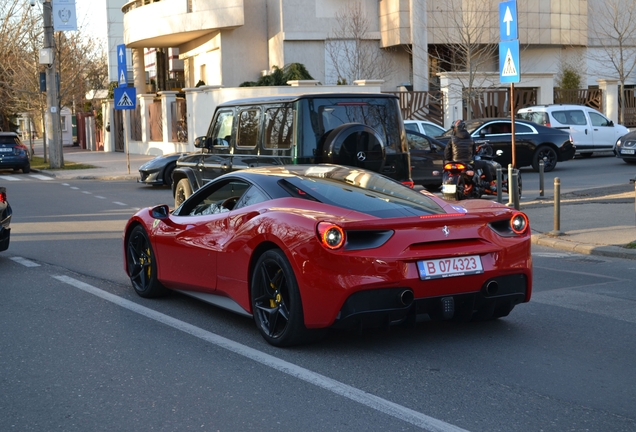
[180,180,251,216]
[552,110,586,126]
[407,132,432,151]
[209,110,234,146]
[589,112,610,127]
[60,116,68,132]
[515,124,532,133]
[264,106,293,149]
[237,109,260,148]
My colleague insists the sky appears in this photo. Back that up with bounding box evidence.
[74,0,108,40]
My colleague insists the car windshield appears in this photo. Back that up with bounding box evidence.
[299,97,402,155]
[279,167,445,218]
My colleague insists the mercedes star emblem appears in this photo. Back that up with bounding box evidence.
[356,151,367,161]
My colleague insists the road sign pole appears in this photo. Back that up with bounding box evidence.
[124,110,130,175]
[510,83,516,168]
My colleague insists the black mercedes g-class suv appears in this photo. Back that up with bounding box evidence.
[172,93,412,206]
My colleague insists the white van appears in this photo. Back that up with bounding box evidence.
[517,104,629,157]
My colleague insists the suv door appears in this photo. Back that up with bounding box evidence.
[550,109,592,149]
[233,107,262,170]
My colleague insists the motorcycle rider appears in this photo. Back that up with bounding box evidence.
[444,119,495,190]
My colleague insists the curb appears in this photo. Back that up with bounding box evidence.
[531,232,636,260]
[32,168,140,181]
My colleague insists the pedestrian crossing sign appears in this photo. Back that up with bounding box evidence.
[499,40,520,83]
[114,87,136,110]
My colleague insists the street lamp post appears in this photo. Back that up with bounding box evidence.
[42,0,63,168]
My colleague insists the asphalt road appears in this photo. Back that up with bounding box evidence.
[1,171,635,431]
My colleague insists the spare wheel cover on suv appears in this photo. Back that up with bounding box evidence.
[320,123,386,172]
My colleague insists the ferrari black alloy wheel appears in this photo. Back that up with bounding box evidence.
[126,225,167,298]
[251,249,308,347]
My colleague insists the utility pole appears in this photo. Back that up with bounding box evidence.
[42,0,63,168]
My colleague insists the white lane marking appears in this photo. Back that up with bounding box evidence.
[10,257,40,267]
[62,183,70,186]
[0,175,21,181]
[52,275,470,432]
[532,289,636,324]
[113,202,127,206]
[95,196,106,199]
[82,191,92,194]
[70,186,79,190]
[29,174,53,181]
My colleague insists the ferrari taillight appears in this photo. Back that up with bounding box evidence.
[317,222,345,250]
[510,212,529,235]
[0,192,5,203]
[444,163,466,171]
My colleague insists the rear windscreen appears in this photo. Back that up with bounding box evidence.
[279,171,445,218]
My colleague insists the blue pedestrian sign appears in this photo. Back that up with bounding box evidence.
[117,44,128,87]
[114,87,136,110]
[499,0,518,41]
[499,40,520,83]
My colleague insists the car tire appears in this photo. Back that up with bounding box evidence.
[22,163,30,174]
[623,158,636,164]
[251,249,309,347]
[174,178,193,208]
[126,225,168,298]
[532,146,558,172]
[163,162,176,187]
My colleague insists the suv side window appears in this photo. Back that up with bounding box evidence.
[589,112,610,127]
[209,110,234,148]
[236,109,261,148]
[552,110,586,126]
[264,106,294,149]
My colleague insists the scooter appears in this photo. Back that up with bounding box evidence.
[441,142,522,201]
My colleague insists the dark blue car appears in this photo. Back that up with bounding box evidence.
[0,132,30,173]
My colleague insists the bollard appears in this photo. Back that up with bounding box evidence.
[496,164,503,203]
[538,160,545,199]
[630,177,636,227]
[550,177,564,236]
[511,169,520,210]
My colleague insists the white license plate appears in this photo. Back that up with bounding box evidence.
[621,149,635,155]
[417,255,483,280]
[0,148,13,153]
[441,184,456,194]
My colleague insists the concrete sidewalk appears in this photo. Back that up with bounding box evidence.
[29,143,636,260]
[33,142,154,181]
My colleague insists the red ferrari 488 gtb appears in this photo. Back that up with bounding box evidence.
[124,165,532,346]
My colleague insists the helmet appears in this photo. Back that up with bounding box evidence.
[452,119,466,131]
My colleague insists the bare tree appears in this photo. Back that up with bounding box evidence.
[0,0,41,131]
[426,0,498,119]
[588,0,636,123]
[325,1,395,85]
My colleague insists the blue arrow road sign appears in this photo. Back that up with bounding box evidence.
[114,87,136,110]
[499,0,518,41]
[499,40,520,83]
[117,44,128,87]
